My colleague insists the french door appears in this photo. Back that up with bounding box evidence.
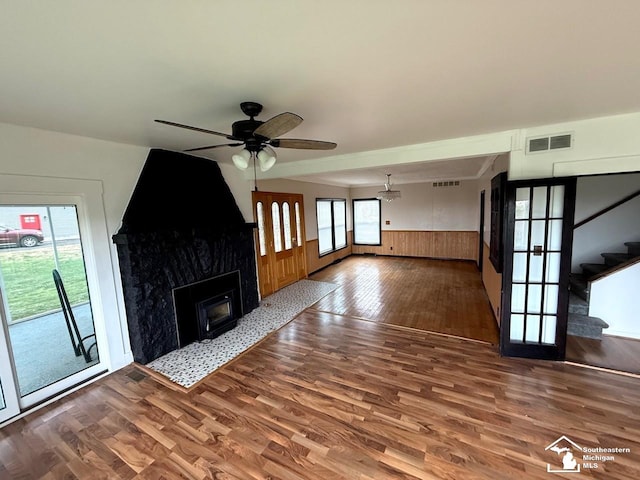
[253,191,307,298]
[500,178,576,360]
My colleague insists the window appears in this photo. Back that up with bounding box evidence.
[333,201,346,249]
[282,202,292,250]
[353,198,381,245]
[316,198,347,256]
[272,202,282,253]
[256,202,266,256]
[295,202,302,247]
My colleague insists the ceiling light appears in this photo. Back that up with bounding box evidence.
[257,146,277,172]
[377,174,401,202]
[231,149,251,170]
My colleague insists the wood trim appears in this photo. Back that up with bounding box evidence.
[589,255,640,283]
[352,230,478,261]
[574,188,640,229]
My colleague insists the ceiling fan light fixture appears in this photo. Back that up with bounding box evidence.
[377,174,402,202]
[231,148,251,170]
[257,146,277,172]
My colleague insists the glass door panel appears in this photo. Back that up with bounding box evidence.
[0,204,103,407]
[501,179,576,360]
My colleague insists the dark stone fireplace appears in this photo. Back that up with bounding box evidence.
[113,149,259,364]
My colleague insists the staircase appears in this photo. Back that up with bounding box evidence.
[568,241,640,339]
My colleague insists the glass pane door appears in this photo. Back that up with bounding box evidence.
[500,179,576,360]
[0,204,103,408]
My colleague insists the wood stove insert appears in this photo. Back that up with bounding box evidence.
[173,270,242,347]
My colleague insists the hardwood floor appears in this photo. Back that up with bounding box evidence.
[2,310,639,479]
[310,255,499,344]
[566,334,640,374]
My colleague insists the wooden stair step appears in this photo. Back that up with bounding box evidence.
[580,263,608,279]
[601,252,634,267]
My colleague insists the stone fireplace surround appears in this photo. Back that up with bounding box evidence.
[113,149,259,364]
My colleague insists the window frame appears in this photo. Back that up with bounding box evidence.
[316,198,348,257]
[352,198,382,246]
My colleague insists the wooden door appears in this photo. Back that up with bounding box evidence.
[253,191,307,298]
[500,177,576,360]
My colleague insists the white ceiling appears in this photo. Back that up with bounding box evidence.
[290,156,494,187]
[3,1,640,186]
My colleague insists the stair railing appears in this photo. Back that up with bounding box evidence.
[573,188,640,229]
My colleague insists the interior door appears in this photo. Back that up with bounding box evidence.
[253,191,307,298]
[500,178,576,360]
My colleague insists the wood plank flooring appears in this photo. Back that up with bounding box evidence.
[2,310,640,479]
[310,256,499,343]
[566,334,640,374]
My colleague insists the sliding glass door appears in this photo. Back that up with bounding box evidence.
[0,197,106,417]
[0,295,19,423]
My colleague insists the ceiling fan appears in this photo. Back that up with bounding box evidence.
[155,101,337,172]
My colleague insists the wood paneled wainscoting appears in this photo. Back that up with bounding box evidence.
[481,240,502,325]
[352,230,478,261]
[306,231,353,274]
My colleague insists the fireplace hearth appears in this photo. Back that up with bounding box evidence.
[113,149,259,364]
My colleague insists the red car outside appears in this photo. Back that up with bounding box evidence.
[0,224,45,247]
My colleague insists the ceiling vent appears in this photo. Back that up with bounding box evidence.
[526,133,572,154]
[432,180,460,187]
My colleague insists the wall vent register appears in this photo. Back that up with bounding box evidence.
[527,133,573,153]
[432,181,460,187]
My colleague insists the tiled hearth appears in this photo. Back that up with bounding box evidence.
[148,279,338,388]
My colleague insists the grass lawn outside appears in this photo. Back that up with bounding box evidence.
[0,243,90,322]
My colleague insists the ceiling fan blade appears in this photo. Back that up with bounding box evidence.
[271,139,337,150]
[184,143,243,152]
[155,119,235,139]
[253,112,303,139]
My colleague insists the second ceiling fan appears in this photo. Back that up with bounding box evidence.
[155,101,337,171]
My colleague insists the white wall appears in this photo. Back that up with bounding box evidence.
[572,173,640,271]
[0,122,148,370]
[351,180,478,231]
[218,163,254,221]
[589,262,640,339]
[509,112,640,180]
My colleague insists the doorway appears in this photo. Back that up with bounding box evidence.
[0,199,106,423]
[564,172,640,373]
[500,178,577,360]
[253,191,308,298]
